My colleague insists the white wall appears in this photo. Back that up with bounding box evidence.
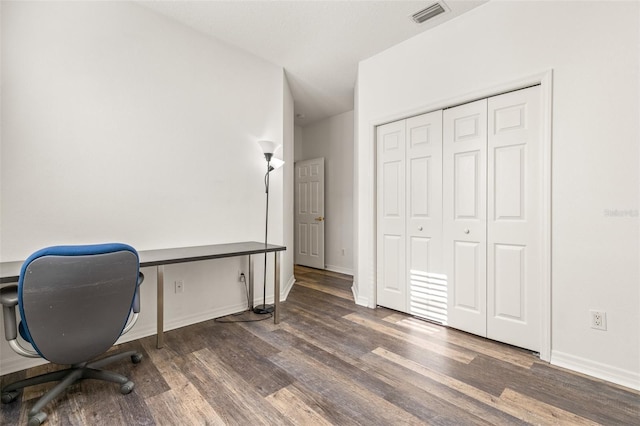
[0,1,293,374]
[296,111,354,274]
[355,1,639,390]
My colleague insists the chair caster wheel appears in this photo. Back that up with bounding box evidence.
[28,412,47,426]
[1,390,20,404]
[120,381,135,395]
[131,353,143,364]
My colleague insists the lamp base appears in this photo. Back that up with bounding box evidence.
[252,304,274,315]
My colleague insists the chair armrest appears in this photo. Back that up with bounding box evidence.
[133,272,144,313]
[1,284,18,307]
[1,284,39,357]
[1,285,19,340]
[121,272,144,335]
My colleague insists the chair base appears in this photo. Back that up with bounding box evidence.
[1,350,142,426]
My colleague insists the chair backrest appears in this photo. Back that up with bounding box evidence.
[18,243,140,365]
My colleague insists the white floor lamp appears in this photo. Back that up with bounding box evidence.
[253,140,283,314]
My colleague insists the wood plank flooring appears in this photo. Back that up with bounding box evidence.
[2,265,639,425]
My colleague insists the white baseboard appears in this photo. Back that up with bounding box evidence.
[551,350,640,391]
[324,264,354,276]
[1,356,48,376]
[281,275,296,301]
[351,284,370,307]
[165,302,252,334]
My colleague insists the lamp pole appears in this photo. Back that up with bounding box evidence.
[254,152,275,314]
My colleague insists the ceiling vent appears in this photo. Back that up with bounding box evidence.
[411,2,446,24]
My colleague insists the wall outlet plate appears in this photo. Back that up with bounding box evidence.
[590,310,607,330]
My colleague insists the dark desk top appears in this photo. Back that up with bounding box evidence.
[0,241,286,284]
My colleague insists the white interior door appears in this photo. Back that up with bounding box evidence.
[376,121,406,311]
[405,111,444,321]
[295,158,325,269]
[487,86,542,351]
[443,99,488,336]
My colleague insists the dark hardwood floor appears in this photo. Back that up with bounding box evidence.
[2,265,639,425]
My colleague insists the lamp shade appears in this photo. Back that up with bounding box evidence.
[257,140,280,156]
[270,157,285,170]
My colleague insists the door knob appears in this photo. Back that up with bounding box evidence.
[464,228,470,234]
[315,216,325,222]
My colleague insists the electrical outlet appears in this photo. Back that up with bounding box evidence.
[590,310,607,330]
[238,270,245,282]
[174,280,184,294]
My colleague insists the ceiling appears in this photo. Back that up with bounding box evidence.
[138,1,487,126]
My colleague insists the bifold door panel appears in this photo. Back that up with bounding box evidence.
[486,87,542,351]
[443,99,488,337]
[377,121,407,311]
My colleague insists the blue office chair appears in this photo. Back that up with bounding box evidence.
[0,243,144,426]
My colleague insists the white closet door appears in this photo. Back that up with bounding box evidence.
[443,99,488,335]
[487,86,541,351]
[376,121,406,311]
[405,111,444,321]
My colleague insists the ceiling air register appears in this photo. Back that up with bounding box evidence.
[411,2,446,24]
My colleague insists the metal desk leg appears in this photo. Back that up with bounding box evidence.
[157,265,164,349]
[274,251,280,324]
[248,255,254,311]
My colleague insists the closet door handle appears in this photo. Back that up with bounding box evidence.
[418,226,423,231]
[464,228,470,234]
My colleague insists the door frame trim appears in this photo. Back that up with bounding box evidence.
[371,70,553,361]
